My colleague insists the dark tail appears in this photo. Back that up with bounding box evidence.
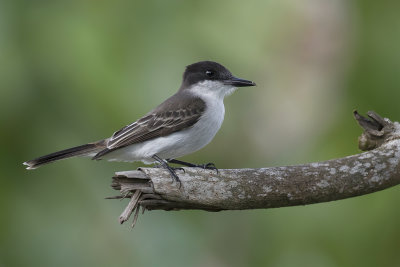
[23,140,106,170]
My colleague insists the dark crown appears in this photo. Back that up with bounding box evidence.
[181,61,233,88]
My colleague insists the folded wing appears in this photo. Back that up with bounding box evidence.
[93,94,206,159]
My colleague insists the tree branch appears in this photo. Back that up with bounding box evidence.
[108,111,400,227]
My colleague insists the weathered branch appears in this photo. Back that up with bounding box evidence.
[108,111,400,227]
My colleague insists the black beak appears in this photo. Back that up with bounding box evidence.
[224,76,256,87]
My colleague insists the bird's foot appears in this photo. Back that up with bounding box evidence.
[167,159,219,174]
[195,162,219,174]
[172,167,185,173]
[154,163,185,173]
[152,155,182,188]
[165,167,182,188]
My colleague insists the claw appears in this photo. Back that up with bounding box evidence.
[200,162,219,174]
[152,154,182,188]
[172,167,185,173]
[169,170,182,188]
[166,159,219,174]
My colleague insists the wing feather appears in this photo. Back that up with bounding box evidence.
[93,94,206,159]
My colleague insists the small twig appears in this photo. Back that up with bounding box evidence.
[131,205,141,228]
[118,190,141,224]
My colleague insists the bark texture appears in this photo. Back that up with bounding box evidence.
[108,111,400,227]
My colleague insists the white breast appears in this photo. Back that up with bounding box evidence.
[148,93,225,161]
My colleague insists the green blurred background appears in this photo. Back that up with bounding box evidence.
[1,0,400,266]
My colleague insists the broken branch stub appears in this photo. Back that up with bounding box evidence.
[109,111,400,227]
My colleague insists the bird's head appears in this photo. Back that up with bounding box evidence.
[180,61,256,98]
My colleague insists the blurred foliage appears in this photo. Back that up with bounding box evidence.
[1,0,400,266]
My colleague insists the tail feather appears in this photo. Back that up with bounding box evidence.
[23,140,106,170]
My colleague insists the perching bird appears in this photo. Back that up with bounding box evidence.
[24,61,256,183]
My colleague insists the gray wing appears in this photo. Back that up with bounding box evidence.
[92,93,206,159]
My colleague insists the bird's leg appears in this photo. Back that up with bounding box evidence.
[167,159,219,174]
[152,155,182,186]
[154,160,185,173]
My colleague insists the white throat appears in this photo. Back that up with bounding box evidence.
[188,80,237,100]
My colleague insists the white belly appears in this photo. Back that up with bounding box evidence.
[103,99,225,164]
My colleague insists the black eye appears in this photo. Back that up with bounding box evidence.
[205,70,214,77]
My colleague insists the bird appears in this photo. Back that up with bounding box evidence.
[23,61,256,184]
